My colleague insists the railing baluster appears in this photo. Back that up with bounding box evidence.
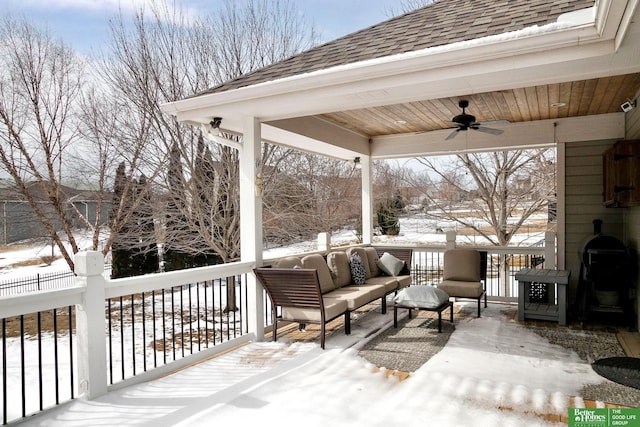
[162,288,167,365]
[20,316,25,418]
[3,318,7,426]
[204,282,209,346]
[171,288,175,361]
[37,311,43,411]
[131,294,135,377]
[142,292,146,372]
[188,284,193,354]
[196,283,201,352]
[68,306,74,400]
[152,290,157,368]
[119,296,124,380]
[53,309,59,404]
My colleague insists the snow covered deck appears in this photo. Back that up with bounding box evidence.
[19,303,634,427]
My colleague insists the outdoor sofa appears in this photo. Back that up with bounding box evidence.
[254,247,412,348]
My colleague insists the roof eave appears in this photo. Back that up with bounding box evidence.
[160,0,640,163]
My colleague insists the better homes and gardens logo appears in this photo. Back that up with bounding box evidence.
[569,408,640,427]
[571,408,608,426]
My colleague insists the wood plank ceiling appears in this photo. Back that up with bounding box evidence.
[319,73,640,137]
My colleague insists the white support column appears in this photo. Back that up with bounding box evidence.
[361,154,373,245]
[544,231,557,269]
[445,230,457,249]
[317,232,331,252]
[557,142,566,270]
[75,251,108,399]
[240,116,264,341]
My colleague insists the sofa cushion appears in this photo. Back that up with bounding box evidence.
[363,247,382,277]
[301,254,336,293]
[349,252,367,285]
[326,251,352,288]
[377,252,405,276]
[346,247,371,278]
[394,285,450,309]
[282,297,348,323]
[273,256,303,269]
[437,280,484,298]
[364,275,398,293]
[395,275,412,289]
[325,284,385,311]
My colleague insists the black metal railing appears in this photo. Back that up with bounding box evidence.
[106,274,249,384]
[411,247,546,300]
[0,264,112,296]
[0,271,75,297]
[1,306,75,425]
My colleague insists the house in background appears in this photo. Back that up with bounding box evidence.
[0,183,109,244]
[163,0,640,327]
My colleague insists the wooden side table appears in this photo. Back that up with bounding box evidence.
[515,268,570,325]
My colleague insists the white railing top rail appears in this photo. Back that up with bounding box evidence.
[105,261,255,300]
[0,285,84,319]
[1,240,550,319]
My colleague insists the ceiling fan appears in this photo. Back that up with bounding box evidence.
[445,100,509,140]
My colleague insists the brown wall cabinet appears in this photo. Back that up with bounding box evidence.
[603,140,640,207]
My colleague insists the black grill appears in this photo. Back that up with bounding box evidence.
[577,219,634,327]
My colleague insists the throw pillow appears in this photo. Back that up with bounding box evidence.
[376,252,405,276]
[393,286,450,309]
[349,252,367,285]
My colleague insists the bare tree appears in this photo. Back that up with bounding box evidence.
[410,150,556,296]
[413,150,556,246]
[262,151,361,247]
[98,0,319,269]
[0,17,84,270]
[73,88,161,258]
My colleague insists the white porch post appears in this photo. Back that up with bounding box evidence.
[240,116,264,341]
[445,231,457,249]
[361,154,373,245]
[544,231,557,269]
[75,251,108,399]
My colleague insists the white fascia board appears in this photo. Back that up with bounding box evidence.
[615,0,640,51]
[593,0,634,39]
[370,113,625,159]
[162,13,608,122]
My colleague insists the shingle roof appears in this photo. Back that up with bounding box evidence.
[200,0,594,96]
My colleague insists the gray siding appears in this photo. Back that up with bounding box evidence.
[624,91,640,328]
[564,139,622,311]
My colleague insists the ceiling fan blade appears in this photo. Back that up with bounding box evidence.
[475,126,504,135]
[479,119,510,126]
[445,129,460,140]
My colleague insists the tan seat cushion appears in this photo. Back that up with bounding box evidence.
[364,276,398,293]
[301,254,336,293]
[395,275,412,289]
[325,284,385,310]
[326,251,351,288]
[437,280,484,298]
[282,297,348,322]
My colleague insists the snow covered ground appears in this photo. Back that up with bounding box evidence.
[18,303,604,427]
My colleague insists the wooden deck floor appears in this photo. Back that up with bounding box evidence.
[268,300,640,424]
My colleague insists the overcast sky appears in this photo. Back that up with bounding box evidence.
[4,0,400,54]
